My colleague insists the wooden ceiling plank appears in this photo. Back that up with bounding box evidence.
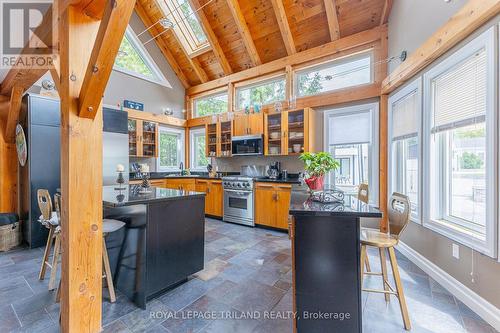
[225,0,261,66]
[134,2,191,88]
[382,0,500,94]
[324,0,340,41]
[189,0,233,75]
[78,0,136,119]
[380,0,393,26]
[4,86,23,143]
[270,0,296,55]
[187,25,385,95]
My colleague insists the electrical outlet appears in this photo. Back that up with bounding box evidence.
[452,244,460,259]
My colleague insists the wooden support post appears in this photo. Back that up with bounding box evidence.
[4,86,24,143]
[58,5,103,332]
[379,94,388,232]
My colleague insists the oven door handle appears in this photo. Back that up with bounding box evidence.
[224,189,252,196]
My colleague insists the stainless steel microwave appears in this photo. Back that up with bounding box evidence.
[231,135,263,156]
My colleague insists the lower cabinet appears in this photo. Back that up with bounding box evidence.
[150,179,166,187]
[254,182,292,230]
[164,178,196,191]
[195,179,223,217]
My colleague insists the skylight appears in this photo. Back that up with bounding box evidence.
[157,0,210,56]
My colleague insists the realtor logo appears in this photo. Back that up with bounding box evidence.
[1,0,55,69]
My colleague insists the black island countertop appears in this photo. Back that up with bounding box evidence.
[103,185,205,207]
[289,190,382,217]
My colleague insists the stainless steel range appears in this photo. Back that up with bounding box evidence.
[222,176,255,226]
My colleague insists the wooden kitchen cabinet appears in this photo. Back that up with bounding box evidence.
[233,112,263,136]
[164,178,196,191]
[254,182,292,230]
[150,179,166,187]
[264,107,316,156]
[128,118,158,157]
[196,179,223,217]
[206,120,233,158]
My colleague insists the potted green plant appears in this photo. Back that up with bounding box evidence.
[299,152,340,191]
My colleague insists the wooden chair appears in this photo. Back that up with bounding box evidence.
[360,193,411,330]
[37,189,60,290]
[357,183,372,272]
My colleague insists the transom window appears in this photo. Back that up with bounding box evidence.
[235,76,286,110]
[114,27,170,87]
[156,0,209,56]
[296,52,373,98]
[193,92,228,118]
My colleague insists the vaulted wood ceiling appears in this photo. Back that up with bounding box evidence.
[136,0,392,89]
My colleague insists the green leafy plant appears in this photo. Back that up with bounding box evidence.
[299,152,339,178]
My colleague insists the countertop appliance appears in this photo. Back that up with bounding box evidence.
[103,107,129,186]
[222,176,256,226]
[231,134,263,156]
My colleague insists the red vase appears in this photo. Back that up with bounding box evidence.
[305,175,324,191]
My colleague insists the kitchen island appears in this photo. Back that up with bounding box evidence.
[103,185,205,308]
[289,190,382,333]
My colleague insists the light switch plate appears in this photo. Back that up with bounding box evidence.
[452,243,460,259]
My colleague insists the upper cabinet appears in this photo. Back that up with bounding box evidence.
[233,113,264,136]
[206,119,233,158]
[128,118,158,157]
[264,108,317,156]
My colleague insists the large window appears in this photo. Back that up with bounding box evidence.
[193,92,228,118]
[423,27,495,256]
[190,128,208,170]
[389,78,421,221]
[235,76,286,110]
[157,127,185,171]
[296,52,373,97]
[324,103,379,204]
[156,0,209,56]
[114,27,170,86]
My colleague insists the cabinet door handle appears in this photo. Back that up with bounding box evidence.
[207,187,211,194]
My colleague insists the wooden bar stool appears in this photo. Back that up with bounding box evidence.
[360,193,411,330]
[357,183,372,272]
[37,189,61,290]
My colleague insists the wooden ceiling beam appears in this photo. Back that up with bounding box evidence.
[382,0,500,94]
[61,0,107,19]
[380,0,393,26]
[78,0,136,119]
[324,0,340,41]
[189,0,233,75]
[134,2,190,88]
[190,57,209,83]
[270,0,296,55]
[187,25,385,95]
[225,0,261,66]
[4,86,23,143]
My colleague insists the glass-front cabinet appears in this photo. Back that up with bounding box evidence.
[128,118,158,157]
[206,117,233,158]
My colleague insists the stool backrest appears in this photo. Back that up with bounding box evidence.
[388,192,410,238]
[37,189,52,221]
[358,183,369,204]
[54,193,62,227]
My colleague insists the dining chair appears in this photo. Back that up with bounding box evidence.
[360,192,411,330]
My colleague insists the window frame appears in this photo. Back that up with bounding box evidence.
[422,26,497,257]
[192,91,229,118]
[323,102,379,205]
[113,26,171,88]
[156,126,185,172]
[189,127,208,171]
[388,77,423,223]
[294,50,374,98]
[234,75,287,111]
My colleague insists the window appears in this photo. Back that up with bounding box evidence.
[157,127,185,171]
[114,27,170,86]
[296,52,373,97]
[193,92,228,118]
[324,103,379,204]
[423,27,495,256]
[190,128,208,170]
[235,76,286,110]
[156,0,209,56]
[389,78,422,221]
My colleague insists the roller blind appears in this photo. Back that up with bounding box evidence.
[392,90,419,140]
[329,111,371,145]
[432,48,487,132]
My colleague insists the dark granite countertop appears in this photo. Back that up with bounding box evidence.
[103,185,205,207]
[289,190,382,218]
[254,178,301,184]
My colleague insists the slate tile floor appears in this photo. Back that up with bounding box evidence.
[0,218,497,333]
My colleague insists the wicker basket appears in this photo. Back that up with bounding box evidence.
[0,221,21,252]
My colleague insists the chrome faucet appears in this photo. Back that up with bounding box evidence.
[179,162,185,175]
